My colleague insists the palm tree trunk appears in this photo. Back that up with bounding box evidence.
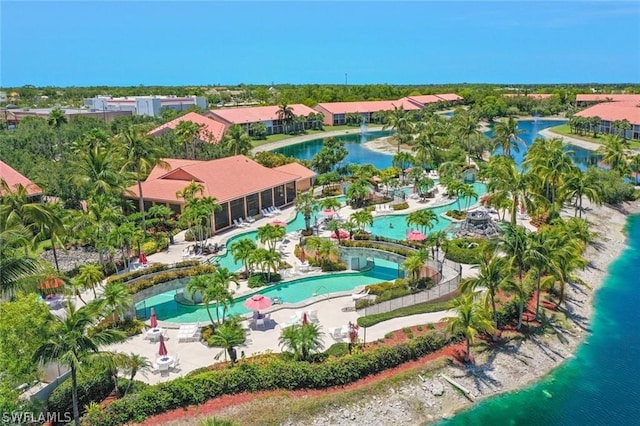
[517,299,524,330]
[205,303,215,326]
[71,366,81,426]
[465,338,471,363]
[52,242,60,272]
[124,370,137,395]
[137,178,147,234]
[535,274,542,319]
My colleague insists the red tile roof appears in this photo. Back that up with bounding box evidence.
[148,112,227,143]
[274,162,317,180]
[575,102,640,126]
[434,93,463,102]
[207,104,317,125]
[126,155,313,204]
[0,159,43,196]
[404,95,443,106]
[314,99,421,115]
[576,94,640,103]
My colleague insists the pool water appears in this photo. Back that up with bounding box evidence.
[136,260,400,323]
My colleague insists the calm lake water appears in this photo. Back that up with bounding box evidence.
[437,215,640,425]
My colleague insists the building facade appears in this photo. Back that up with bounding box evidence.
[84,95,209,117]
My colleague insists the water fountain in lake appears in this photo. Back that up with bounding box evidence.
[455,210,501,239]
[360,115,368,142]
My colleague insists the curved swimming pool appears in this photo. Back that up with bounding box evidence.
[136,260,400,323]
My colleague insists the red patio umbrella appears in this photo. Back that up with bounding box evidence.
[244,294,273,311]
[139,251,148,265]
[331,229,349,239]
[150,307,158,328]
[38,276,64,292]
[299,247,306,263]
[320,209,336,217]
[270,220,286,227]
[158,334,168,357]
[407,229,426,241]
[301,312,308,325]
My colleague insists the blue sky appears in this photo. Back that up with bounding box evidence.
[1,1,639,86]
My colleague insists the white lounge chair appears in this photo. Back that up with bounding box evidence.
[262,208,274,217]
[245,216,255,223]
[331,327,346,340]
[352,288,370,301]
[307,310,319,323]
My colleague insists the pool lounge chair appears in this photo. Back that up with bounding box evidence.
[262,208,274,217]
[352,288,370,301]
[245,216,255,223]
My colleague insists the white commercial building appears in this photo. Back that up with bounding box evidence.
[84,95,208,117]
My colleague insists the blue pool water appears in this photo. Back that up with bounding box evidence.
[438,215,640,425]
[136,260,400,323]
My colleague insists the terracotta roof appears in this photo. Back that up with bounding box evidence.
[404,95,443,106]
[575,102,640,126]
[125,155,311,204]
[145,158,204,181]
[314,99,421,115]
[576,94,640,103]
[148,112,227,143]
[207,104,317,125]
[0,159,43,196]
[274,162,317,180]
[435,93,463,102]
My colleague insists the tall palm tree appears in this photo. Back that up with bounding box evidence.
[72,145,128,197]
[208,320,246,363]
[493,116,525,158]
[118,126,169,234]
[406,209,439,234]
[499,223,528,282]
[351,210,373,232]
[75,263,104,299]
[101,282,133,323]
[294,189,318,233]
[48,107,68,158]
[383,105,412,152]
[403,252,425,282]
[459,253,511,332]
[122,352,151,395]
[279,322,325,361]
[392,152,415,182]
[230,238,258,275]
[451,109,481,164]
[524,231,556,319]
[598,134,630,176]
[0,224,44,297]
[446,294,495,363]
[0,180,61,234]
[277,103,295,134]
[345,179,371,208]
[561,167,602,217]
[174,120,204,159]
[257,224,286,251]
[33,302,125,426]
[221,124,253,156]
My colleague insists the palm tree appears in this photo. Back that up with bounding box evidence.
[451,109,481,164]
[319,196,341,212]
[208,321,245,363]
[598,134,630,175]
[561,167,602,217]
[0,224,44,297]
[48,107,68,158]
[493,116,525,158]
[294,189,318,233]
[174,120,204,159]
[351,210,373,232]
[524,231,555,319]
[30,201,66,272]
[0,180,61,234]
[345,179,371,208]
[72,145,127,197]
[186,268,239,325]
[499,223,528,282]
[118,126,169,235]
[221,124,253,156]
[277,103,295,134]
[392,152,415,183]
[101,282,132,323]
[383,105,412,152]
[445,294,495,363]
[230,238,257,275]
[122,352,151,395]
[33,302,125,426]
[257,224,285,251]
[278,322,325,361]
[406,209,439,234]
[75,264,104,299]
[459,253,512,332]
[403,252,424,282]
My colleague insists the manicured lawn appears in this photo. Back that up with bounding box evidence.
[250,125,380,147]
[357,298,457,328]
[550,125,640,150]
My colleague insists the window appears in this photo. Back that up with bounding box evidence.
[274,185,286,206]
[230,198,245,222]
[246,193,259,217]
[214,203,230,230]
[261,189,273,209]
[285,182,296,204]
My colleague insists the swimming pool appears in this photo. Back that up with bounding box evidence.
[136,260,400,323]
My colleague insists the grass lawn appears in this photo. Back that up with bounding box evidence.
[250,125,381,148]
[357,298,457,328]
[550,125,640,150]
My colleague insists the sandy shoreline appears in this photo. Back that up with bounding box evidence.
[294,201,640,425]
[251,126,384,154]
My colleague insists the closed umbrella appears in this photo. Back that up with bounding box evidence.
[158,334,168,357]
[299,247,306,263]
[244,294,273,311]
[139,251,148,265]
[150,307,158,328]
[301,312,308,325]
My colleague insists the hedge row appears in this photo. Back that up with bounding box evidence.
[47,366,114,417]
[86,331,457,425]
[340,240,414,258]
[107,260,201,285]
[125,265,216,294]
[444,238,493,264]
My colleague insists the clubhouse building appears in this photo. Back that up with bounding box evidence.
[206,104,319,137]
[0,159,43,200]
[148,112,227,143]
[124,155,315,232]
[575,98,640,140]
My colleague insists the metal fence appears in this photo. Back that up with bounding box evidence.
[356,259,461,316]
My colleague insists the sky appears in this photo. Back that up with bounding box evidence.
[1,0,639,87]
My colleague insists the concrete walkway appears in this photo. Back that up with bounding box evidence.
[251,126,384,154]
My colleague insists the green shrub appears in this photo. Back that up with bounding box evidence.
[127,265,216,295]
[47,365,114,419]
[445,210,466,220]
[444,238,492,264]
[86,331,457,426]
[247,272,281,288]
[324,342,350,358]
[319,260,347,272]
[184,229,196,241]
[107,261,201,285]
[392,202,409,211]
[89,318,144,338]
